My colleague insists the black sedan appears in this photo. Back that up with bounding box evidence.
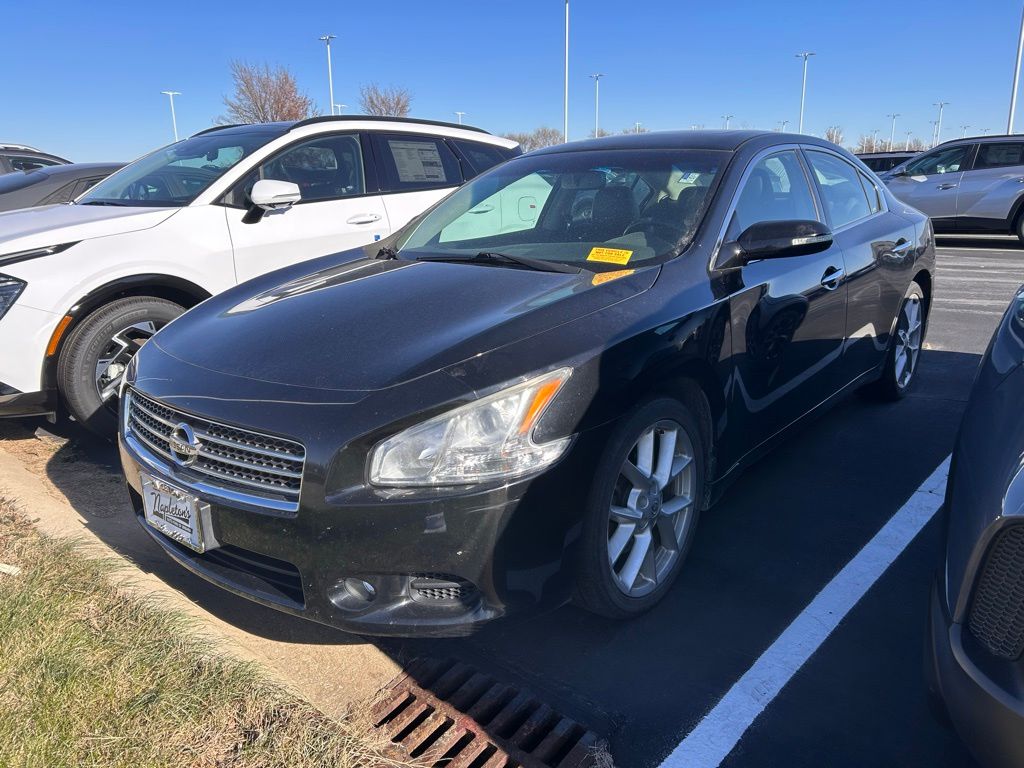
[0,162,123,212]
[118,130,934,636]
[927,285,1024,768]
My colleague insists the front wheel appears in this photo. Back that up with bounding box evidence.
[869,281,926,401]
[574,397,706,619]
[57,297,184,435]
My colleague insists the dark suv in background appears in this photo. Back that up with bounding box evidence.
[0,143,70,174]
[882,135,1024,240]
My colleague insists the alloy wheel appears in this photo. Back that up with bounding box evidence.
[894,296,923,389]
[607,419,697,597]
[94,321,158,408]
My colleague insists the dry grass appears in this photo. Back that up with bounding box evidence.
[0,498,404,768]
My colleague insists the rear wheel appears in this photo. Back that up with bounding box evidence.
[868,281,926,400]
[574,397,706,618]
[57,297,184,435]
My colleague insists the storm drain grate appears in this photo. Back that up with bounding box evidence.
[371,657,607,768]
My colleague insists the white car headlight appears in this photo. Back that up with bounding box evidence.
[0,275,26,321]
[369,368,573,486]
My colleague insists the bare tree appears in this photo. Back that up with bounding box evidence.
[502,127,563,152]
[854,134,891,154]
[823,125,844,145]
[219,61,318,124]
[359,84,413,117]
[588,128,613,138]
[621,125,649,135]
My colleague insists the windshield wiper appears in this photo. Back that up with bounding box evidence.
[415,251,581,274]
[79,200,130,206]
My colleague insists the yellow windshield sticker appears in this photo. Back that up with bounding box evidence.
[592,269,636,286]
[587,247,633,265]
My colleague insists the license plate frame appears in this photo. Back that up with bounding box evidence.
[140,473,210,553]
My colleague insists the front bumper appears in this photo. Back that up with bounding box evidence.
[927,576,1024,768]
[120,423,597,637]
[0,382,56,418]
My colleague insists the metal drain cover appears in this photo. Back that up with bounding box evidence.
[371,657,608,768]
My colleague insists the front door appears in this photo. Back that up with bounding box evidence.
[226,132,390,284]
[723,149,849,456]
[885,144,970,225]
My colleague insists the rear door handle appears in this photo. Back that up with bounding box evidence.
[821,265,845,290]
[936,183,958,190]
[346,213,382,225]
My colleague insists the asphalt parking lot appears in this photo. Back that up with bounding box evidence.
[3,236,1021,767]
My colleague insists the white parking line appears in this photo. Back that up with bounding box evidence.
[658,456,951,768]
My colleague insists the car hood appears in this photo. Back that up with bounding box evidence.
[153,257,659,392]
[0,203,178,256]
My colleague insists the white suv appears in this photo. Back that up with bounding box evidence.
[0,117,519,432]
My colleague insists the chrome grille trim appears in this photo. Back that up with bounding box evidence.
[124,389,306,511]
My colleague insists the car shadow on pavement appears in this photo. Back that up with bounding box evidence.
[935,234,1023,250]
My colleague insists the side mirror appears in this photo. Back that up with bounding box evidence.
[718,220,833,269]
[250,179,301,211]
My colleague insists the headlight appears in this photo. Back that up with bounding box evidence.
[369,368,573,486]
[0,242,77,268]
[0,276,26,321]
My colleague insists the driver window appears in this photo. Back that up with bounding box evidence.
[905,146,967,176]
[243,134,365,205]
[729,151,818,237]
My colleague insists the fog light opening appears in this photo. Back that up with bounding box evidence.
[344,577,376,602]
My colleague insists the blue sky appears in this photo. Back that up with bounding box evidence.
[4,0,1023,161]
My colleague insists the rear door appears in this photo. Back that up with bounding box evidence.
[955,140,1024,226]
[225,132,390,283]
[885,144,971,224]
[370,132,465,231]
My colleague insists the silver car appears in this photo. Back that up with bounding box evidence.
[882,136,1024,240]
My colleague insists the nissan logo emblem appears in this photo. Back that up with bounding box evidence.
[168,422,201,467]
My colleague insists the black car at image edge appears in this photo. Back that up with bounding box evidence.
[927,284,1024,768]
[118,130,935,637]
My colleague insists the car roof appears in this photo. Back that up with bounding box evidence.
[191,115,493,140]
[856,151,916,158]
[934,134,1024,148]
[527,130,841,156]
[34,161,124,177]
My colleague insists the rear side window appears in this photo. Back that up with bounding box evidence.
[6,154,61,172]
[974,142,1024,170]
[806,150,872,229]
[451,140,515,178]
[858,171,882,214]
[372,133,463,192]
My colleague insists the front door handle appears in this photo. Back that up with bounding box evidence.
[346,213,382,225]
[821,265,845,290]
[891,238,914,254]
[936,182,958,190]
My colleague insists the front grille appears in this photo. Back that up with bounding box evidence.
[411,574,479,605]
[968,525,1024,661]
[125,389,305,509]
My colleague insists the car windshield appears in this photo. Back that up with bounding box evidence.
[78,130,276,207]
[397,148,727,271]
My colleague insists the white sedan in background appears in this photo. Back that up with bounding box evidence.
[0,117,519,432]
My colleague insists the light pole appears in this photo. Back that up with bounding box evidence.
[722,114,734,130]
[872,129,880,150]
[795,52,815,133]
[563,0,570,142]
[905,130,913,151]
[455,111,466,125]
[929,120,939,147]
[981,127,991,135]
[590,73,604,137]
[1009,5,1024,133]
[778,119,789,132]
[160,91,181,142]
[886,113,900,151]
[961,124,971,138]
[319,34,337,115]
[634,121,642,134]
[333,103,347,114]
[933,101,949,145]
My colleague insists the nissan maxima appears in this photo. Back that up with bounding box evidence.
[927,285,1024,767]
[119,131,935,636]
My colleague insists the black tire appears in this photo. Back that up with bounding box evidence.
[867,281,926,401]
[574,394,707,619]
[1016,212,1024,244]
[57,296,184,435]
